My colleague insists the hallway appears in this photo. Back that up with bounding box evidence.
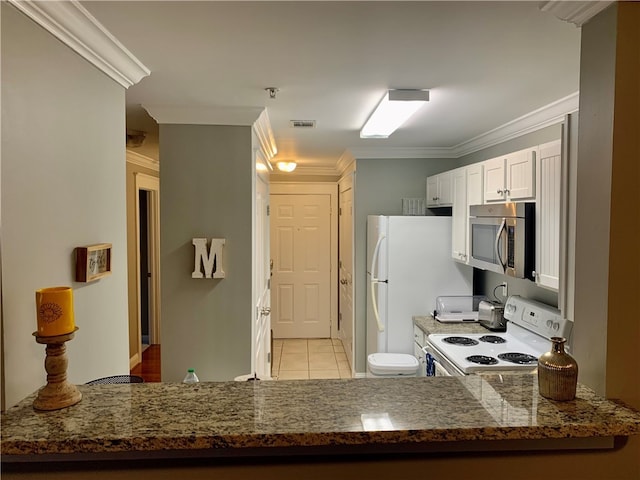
[130,345,161,383]
[271,338,352,380]
[131,339,353,382]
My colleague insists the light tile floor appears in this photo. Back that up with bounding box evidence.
[271,338,353,380]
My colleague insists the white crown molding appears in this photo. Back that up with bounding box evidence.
[289,165,343,177]
[348,92,579,160]
[253,109,278,162]
[539,1,614,27]
[452,91,579,157]
[336,149,356,175]
[144,105,265,126]
[126,149,159,172]
[348,146,458,160]
[8,0,150,88]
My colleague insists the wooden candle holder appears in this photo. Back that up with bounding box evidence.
[32,328,82,411]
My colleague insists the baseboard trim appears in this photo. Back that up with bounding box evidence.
[129,352,140,370]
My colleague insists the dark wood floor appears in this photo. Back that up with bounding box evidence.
[130,344,161,382]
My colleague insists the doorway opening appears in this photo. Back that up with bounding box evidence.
[133,172,161,378]
[139,190,151,350]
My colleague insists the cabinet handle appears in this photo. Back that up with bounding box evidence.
[432,197,438,201]
[497,189,503,195]
[504,189,510,195]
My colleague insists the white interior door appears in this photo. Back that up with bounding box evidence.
[253,158,271,379]
[271,194,331,338]
[338,182,354,371]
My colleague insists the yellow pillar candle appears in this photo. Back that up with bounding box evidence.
[35,287,75,337]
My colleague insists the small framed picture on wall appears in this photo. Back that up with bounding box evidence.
[75,243,112,282]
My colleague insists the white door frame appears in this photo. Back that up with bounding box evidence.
[338,173,355,373]
[270,182,338,338]
[252,150,271,379]
[134,172,161,365]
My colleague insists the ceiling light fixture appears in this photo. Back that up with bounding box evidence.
[276,161,297,173]
[360,89,430,139]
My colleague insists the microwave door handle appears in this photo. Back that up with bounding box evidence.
[494,218,507,271]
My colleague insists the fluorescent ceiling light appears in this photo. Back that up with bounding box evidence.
[276,161,297,172]
[360,89,430,139]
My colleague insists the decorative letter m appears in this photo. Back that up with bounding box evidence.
[192,238,226,279]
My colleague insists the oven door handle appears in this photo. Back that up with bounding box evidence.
[494,217,507,272]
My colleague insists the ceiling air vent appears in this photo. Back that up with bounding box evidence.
[290,120,316,128]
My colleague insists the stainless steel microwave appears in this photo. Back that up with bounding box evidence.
[468,203,535,280]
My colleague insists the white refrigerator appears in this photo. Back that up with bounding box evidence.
[366,215,473,357]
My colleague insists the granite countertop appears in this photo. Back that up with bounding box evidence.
[414,315,490,335]
[3,374,640,461]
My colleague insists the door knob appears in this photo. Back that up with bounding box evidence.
[340,278,347,285]
[260,307,271,316]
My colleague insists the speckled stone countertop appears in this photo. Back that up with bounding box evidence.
[413,314,489,335]
[3,374,640,461]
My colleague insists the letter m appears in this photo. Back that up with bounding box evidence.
[192,238,226,279]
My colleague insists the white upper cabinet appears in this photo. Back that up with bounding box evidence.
[451,167,467,262]
[506,149,536,200]
[483,148,536,203]
[483,157,506,202]
[535,139,562,290]
[451,163,483,264]
[426,171,453,207]
[466,163,484,208]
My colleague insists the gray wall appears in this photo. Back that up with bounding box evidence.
[160,124,253,382]
[1,4,129,408]
[353,157,457,372]
[572,6,616,396]
[459,124,563,307]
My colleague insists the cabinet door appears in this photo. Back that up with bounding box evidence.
[451,168,467,261]
[535,140,561,290]
[467,163,483,207]
[426,176,438,207]
[506,149,536,200]
[437,171,453,206]
[483,157,506,202]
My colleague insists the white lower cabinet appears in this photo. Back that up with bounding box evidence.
[413,325,426,376]
[535,140,562,290]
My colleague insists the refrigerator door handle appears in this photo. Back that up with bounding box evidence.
[370,279,385,332]
[370,234,386,282]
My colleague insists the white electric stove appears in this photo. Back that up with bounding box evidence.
[424,296,572,376]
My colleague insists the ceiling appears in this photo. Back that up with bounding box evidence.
[82,1,582,174]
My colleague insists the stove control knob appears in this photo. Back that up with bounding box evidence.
[546,319,553,329]
[553,322,560,332]
[506,304,516,315]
